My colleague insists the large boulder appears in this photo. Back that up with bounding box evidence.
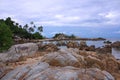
[41,48,84,67]
[1,62,115,80]
[0,43,38,62]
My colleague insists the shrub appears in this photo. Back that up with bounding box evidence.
[0,20,13,52]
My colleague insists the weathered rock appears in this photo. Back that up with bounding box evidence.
[0,62,12,79]
[112,41,120,48]
[79,41,88,50]
[56,41,66,46]
[38,43,59,52]
[1,62,49,80]
[0,43,38,62]
[104,40,112,44]
[85,45,96,51]
[66,41,79,48]
[84,55,104,69]
[41,48,84,67]
[1,62,115,80]
[96,45,112,54]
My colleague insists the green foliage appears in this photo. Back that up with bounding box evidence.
[68,34,76,39]
[4,17,44,39]
[28,27,34,33]
[33,32,43,39]
[0,20,13,52]
[53,33,65,38]
[53,33,76,39]
[38,26,43,32]
[0,17,45,51]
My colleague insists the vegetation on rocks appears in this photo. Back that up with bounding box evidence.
[0,17,44,51]
[0,20,13,52]
[53,33,77,39]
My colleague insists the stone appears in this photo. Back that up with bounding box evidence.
[41,48,84,67]
[1,62,115,80]
[66,41,79,48]
[0,43,38,62]
[38,43,59,52]
[96,45,112,54]
[112,41,120,48]
[79,41,88,50]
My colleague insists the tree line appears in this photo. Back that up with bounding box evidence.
[0,17,44,52]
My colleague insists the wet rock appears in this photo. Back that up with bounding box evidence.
[1,62,115,80]
[104,40,112,44]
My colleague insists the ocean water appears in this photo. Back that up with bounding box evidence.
[86,40,120,59]
[44,40,120,59]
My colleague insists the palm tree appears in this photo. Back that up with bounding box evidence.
[33,25,36,28]
[23,24,29,30]
[28,27,34,33]
[28,27,34,39]
[30,21,34,27]
[38,26,43,33]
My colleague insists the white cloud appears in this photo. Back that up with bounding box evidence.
[0,0,120,27]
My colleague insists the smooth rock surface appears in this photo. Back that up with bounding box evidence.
[41,48,84,67]
[1,62,115,80]
[0,43,38,62]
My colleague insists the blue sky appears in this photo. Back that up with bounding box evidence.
[0,0,120,38]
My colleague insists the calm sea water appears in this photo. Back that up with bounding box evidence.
[86,40,120,59]
[43,39,120,59]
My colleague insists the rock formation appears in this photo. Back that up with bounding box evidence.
[0,43,38,62]
[1,62,115,80]
[38,43,59,52]
[0,43,120,80]
[112,41,120,48]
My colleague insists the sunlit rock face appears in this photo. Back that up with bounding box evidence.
[1,62,114,80]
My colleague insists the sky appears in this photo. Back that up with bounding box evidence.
[0,0,120,38]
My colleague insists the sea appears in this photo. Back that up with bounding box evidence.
[86,39,120,59]
[44,39,120,59]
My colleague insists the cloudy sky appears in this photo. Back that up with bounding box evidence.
[0,0,120,38]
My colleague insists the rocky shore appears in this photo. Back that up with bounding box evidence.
[0,42,120,80]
